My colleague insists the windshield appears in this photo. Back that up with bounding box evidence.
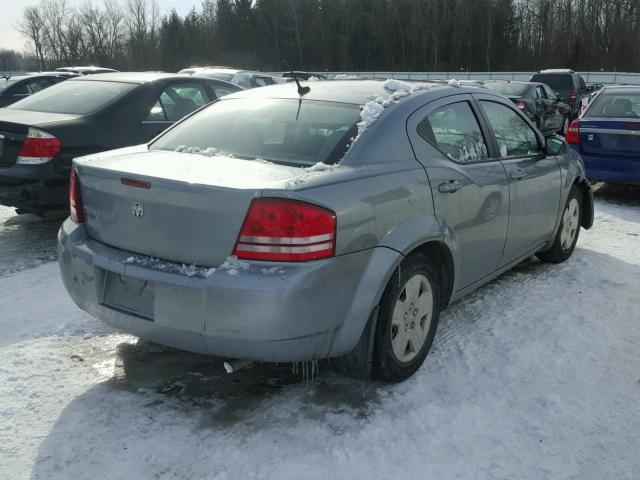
[0,77,23,94]
[7,80,136,114]
[531,74,573,91]
[586,92,640,118]
[485,82,530,97]
[151,98,361,167]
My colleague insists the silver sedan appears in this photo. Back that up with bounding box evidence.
[58,80,594,381]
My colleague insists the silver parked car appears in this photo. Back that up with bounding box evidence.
[58,80,594,381]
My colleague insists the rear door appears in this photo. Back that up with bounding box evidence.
[476,96,562,264]
[141,81,212,141]
[536,85,563,132]
[407,94,509,290]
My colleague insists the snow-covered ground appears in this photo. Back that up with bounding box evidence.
[1,185,639,480]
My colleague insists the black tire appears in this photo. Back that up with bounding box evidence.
[537,185,582,264]
[372,252,440,382]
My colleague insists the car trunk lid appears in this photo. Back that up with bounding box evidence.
[0,110,80,168]
[580,118,640,158]
[76,150,308,266]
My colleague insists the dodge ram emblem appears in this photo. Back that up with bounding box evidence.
[131,202,144,219]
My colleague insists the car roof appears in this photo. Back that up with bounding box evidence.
[68,72,204,84]
[222,79,458,105]
[56,66,117,72]
[599,86,640,93]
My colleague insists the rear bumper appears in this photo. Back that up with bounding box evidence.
[572,149,640,185]
[0,163,68,211]
[58,219,392,362]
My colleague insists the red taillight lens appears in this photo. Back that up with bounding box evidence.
[70,168,85,223]
[566,120,580,144]
[515,100,526,109]
[233,198,336,262]
[570,90,577,103]
[17,128,61,165]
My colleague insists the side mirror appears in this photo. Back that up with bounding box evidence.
[545,136,567,156]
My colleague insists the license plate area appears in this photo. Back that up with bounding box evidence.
[102,272,155,321]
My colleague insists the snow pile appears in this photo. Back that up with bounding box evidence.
[175,145,219,157]
[448,78,460,87]
[334,74,360,80]
[284,162,343,188]
[307,76,320,82]
[219,255,250,276]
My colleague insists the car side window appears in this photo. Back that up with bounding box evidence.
[480,101,543,158]
[578,76,587,91]
[28,78,52,93]
[12,81,31,95]
[543,85,557,100]
[214,86,235,98]
[536,86,546,99]
[417,101,489,163]
[254,77,270,87]
[146,83,210,122]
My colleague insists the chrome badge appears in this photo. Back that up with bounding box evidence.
[131,202,144,219]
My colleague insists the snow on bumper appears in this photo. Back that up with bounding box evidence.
[57,219,381,362]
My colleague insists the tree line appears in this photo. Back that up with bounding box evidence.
[14,0,640,74]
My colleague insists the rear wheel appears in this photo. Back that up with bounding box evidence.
[372,253,440,382]
[537,186,582,263]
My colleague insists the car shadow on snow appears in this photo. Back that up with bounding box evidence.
[0,209,62,275]
[593,183,640,208]
[29,245,639,478]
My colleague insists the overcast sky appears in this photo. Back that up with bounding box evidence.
[0,0,200,52]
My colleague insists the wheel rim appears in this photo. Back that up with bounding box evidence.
[560,198,580,250]
[390,274,433,363]
[562,118,569,135]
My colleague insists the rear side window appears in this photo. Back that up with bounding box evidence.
[7,80,135,114]
[480,101,542,158]
[531,74,573,91]
[586,92,640,118]
[150,98,360,167]
[146,83,211,122]
[418,101,488,163]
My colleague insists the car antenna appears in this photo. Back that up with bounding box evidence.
[282,59,310,97]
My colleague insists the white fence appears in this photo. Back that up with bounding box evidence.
[324,71,640,86]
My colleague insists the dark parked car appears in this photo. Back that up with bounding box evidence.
[0,73,75,108]
[55,66,119,75]
[567,86,640,185]
[530,69,590,120]
[484,80,571,135]
[0,72,241,215]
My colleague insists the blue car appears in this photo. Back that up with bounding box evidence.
[567,86,640,184]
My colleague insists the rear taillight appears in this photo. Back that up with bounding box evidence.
[515,100,526,110]
[233,198,336,262]
[569,90,577,104]
[566,120,580,144]
[70,167,84,223]
[17,127,61,165]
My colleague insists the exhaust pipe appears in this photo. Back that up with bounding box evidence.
[223,359,253,374]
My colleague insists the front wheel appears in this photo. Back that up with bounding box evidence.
[372,253,440,382]
[537,186,582,263]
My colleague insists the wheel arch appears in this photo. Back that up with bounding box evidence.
[574,177,594,229]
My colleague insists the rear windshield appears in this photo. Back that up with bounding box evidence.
[0,77,23,94]
[484,82,530,97]
[150,98,361,167]
[7,80,135,114]
[530,74,573,91]
[586,92,640,118]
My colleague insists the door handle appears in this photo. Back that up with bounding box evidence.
[438,180,462,193]
[510,169,527,180]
